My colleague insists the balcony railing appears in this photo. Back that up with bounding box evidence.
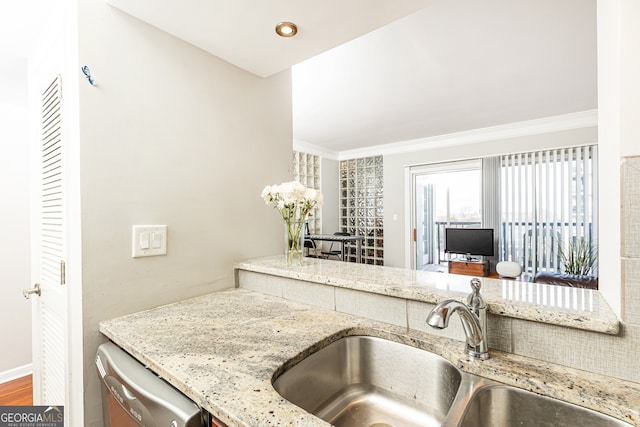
[426,221,594,273]
[432,221,480,264]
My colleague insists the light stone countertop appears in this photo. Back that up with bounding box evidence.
[236,256,620,334]
[99,288,640,427]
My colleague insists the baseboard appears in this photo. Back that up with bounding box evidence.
[0,364,32,384]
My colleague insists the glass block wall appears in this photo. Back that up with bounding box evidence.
[339,156,384,265]
[293,151,322,234]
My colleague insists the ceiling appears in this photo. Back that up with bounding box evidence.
[108,0,597,154]
[293,0,597,153]
[106,0,435,78]
[3,0,597,153]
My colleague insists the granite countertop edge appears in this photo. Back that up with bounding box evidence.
[235,256,620,335]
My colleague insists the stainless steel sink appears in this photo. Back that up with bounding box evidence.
[273,335,632,427]
[458,385,631,427]
[272,335,462,427]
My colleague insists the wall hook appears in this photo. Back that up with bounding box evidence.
[81,65,97,86]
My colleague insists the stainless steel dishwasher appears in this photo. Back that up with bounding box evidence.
[96,342,208,427]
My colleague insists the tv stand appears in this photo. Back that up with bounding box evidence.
[448,259,489,277]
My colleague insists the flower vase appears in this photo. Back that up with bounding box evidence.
[285,220,304,266]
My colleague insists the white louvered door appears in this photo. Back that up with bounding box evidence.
[31,74,67,407]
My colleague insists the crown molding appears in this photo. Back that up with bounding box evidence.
[336,109,598,160]
[293,139,340,160]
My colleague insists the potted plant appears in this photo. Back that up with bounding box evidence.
[557,237,598,276]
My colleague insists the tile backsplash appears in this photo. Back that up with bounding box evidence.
[623,157,640,329]
[623,156,640,259]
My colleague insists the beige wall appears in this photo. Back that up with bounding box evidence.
[620,0,640,157]
[321,157,339,234]
[76,2,293,425]
[0,104,32,378]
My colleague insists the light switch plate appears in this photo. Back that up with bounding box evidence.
[132,225,167,258]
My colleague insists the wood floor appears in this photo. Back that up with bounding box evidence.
[0,375,33,406]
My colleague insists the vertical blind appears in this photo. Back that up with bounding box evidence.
[499,145,598,274]
[482,157,500,270]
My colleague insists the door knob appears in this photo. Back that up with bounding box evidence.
[23,283,41,299]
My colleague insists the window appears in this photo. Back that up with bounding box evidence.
[499,145,597,275]
[410,160,482,270]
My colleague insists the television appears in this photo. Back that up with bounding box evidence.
[445,228,494,259]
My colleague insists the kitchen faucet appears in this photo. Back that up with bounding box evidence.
[426,277,489,360]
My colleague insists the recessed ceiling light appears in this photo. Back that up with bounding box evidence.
[275,22,298,38]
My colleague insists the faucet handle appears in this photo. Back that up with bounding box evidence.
[467,278,486,309]
[470,277,482,292]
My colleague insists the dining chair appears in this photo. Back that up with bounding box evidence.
[303,222,321,258]
[321,231,351,260]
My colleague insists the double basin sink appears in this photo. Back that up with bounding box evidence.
[272,336,631,427]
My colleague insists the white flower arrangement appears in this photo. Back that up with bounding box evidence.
[261,181,323,221]
[261,181,323,265]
